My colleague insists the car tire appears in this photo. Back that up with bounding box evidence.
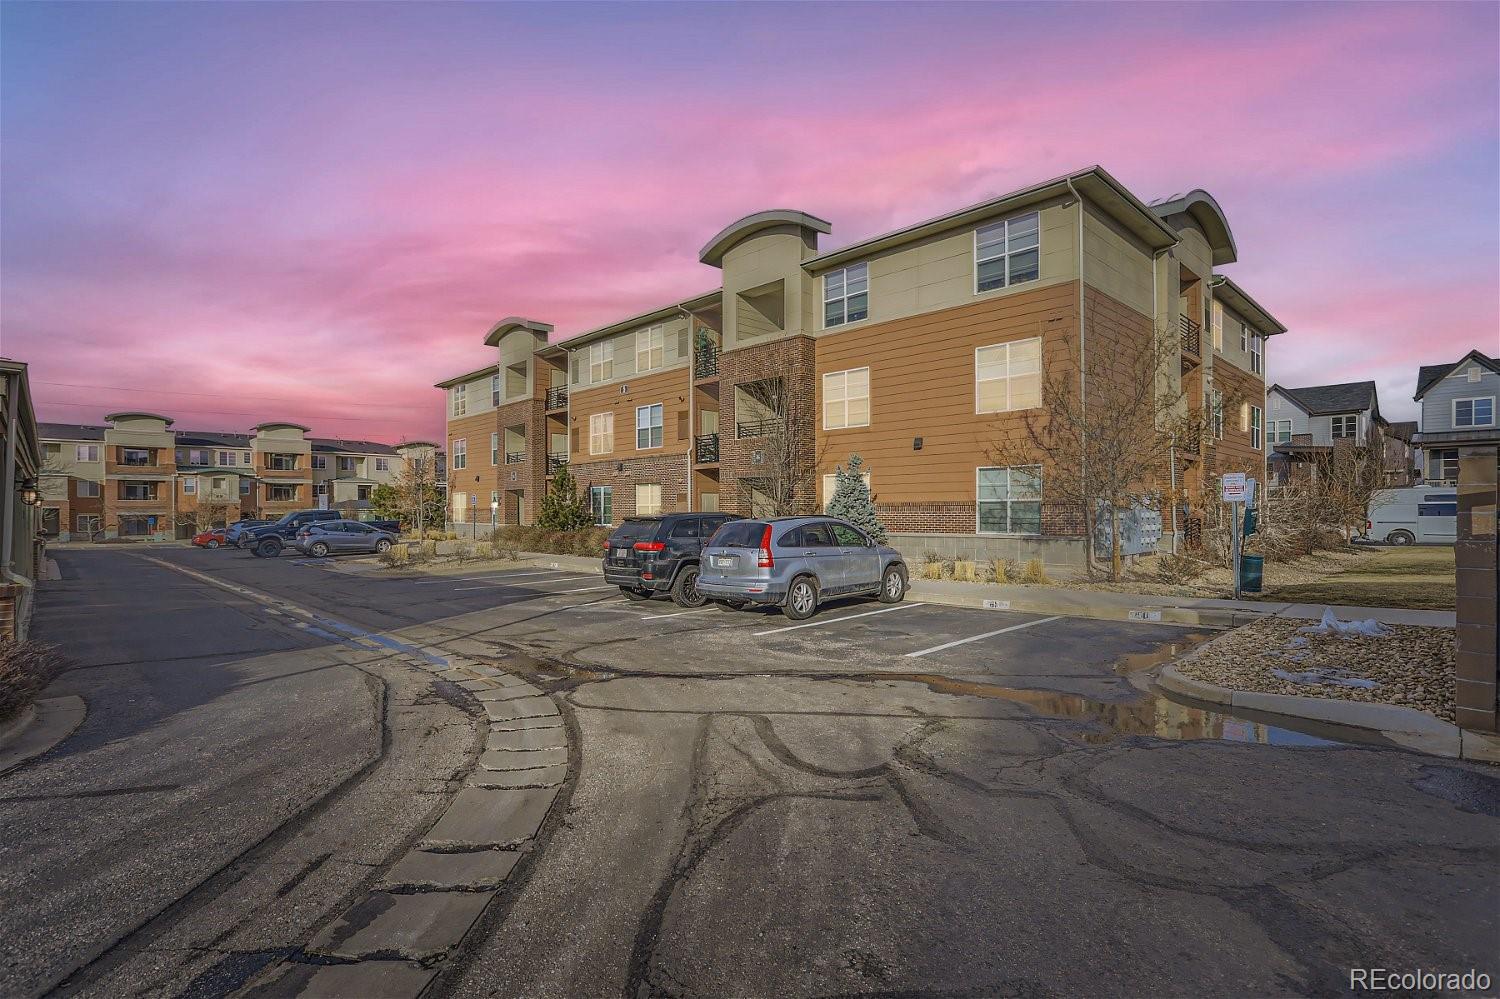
[1386,529,1415,546]
[375,539,392,554]
[310,541,330,558]
[620,587,653,601]
[253,538,283,558]
[878,565,907,603]
[671,565,708,608]
[206,539,220,549]
[783,576,818,620]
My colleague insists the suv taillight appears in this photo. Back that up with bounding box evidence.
[756,524,774,568]
[603,541,612,552]
[633,541,665,552]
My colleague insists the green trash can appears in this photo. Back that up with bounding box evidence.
[1239,554,1264,593]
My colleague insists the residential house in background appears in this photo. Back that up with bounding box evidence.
[436,165,1285,566]
[1265,381,1414,487]
[1412,350,1498,485]
[38,416,431,540]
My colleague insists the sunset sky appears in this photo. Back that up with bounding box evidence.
[2,1,1496,442]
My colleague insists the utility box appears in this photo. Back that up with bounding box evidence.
[1239,554,1264,593]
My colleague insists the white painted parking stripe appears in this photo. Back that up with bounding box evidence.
[449,574,593,590]
[640,607,719,621]
[547,585,614,594]
[752,603,926,636]
[903,615,1064,658]
[416,570,573,584]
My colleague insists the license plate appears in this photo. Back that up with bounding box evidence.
[714,556,735,568]
[613,548,629,559]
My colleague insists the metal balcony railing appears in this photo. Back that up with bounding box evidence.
[1179,314,1202,357]
[505,451,526,464]
[694,433,719,463]
[545,386,568,410]
[546,453,568,474]
[735,418,781,439]
[695,344,720,380]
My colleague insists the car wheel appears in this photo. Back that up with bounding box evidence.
[878,565,907,603]
[620,587,653,601]
[375,539,392,553]
[783,576,818,620]
[714,599,746,612]
[254,538,282,558]
[310,541,330,558]
[1386,529,1415,546]
[671,565,708,608]
[206,539,220,549]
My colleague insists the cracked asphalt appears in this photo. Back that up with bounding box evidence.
[4,547,1497,998]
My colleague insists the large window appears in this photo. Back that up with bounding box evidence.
[635,404,663,450]
[823,262,869,327]
[376,458,390,472]
[635,325,665,373]
[821,470,871,509]
[1454,397,1495,428]
[635,483,662,516]
[75,444,100,462]
[491,432,500,465]
[1427,449,1459,483]
[589,342,613,384]
[452,438,467,469]
[120,448,152,466]
[338,456,355,472]
[590,413,614,455]
[450,383,467,417]
[217,450,234,466]
[1330,414,1358,439]
[312,455,327,470]
[76,514,100,535]
[975,338,1042,413]
[822,368,870,429]
[77,480,100,498]
[121,481,155,500]
[1211,301,1224,352]
[240,480,252,496]
[590,485,613,526]
[975,212,1040,292]
[268,484,298,501]
[977,466,1042,535]
[1250,406,1263,450]
[1271,419,1293,444]
[1250,333,1263,374]
[269,453,299,470]
[183,479,196,495]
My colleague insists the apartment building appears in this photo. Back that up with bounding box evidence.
[38,414,438,540]
[436,165,1285,565]
[1265,381,1415,487]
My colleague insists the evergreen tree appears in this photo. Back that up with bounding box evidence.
[538,465,594,530]
[825,454,887,543]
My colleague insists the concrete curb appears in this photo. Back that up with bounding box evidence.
[1158,664,1496,763]
[0,695,86,775]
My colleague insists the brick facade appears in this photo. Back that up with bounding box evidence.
[568,453,690,522]
[718,334,817,514]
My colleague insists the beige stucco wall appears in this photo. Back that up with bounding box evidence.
[567,314,691,390]
[722,227,814,351]
[41,438,105,481]
[450,368,499,418]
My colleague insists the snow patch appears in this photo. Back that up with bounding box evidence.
[1297,608,1391,639]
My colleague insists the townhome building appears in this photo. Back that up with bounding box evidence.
[1265,381,1415,487]
[437,165,1285,566]
[1412,350,1498,485]
[38,414,436,540]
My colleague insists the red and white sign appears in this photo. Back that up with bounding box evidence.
[1220,472,1248,503]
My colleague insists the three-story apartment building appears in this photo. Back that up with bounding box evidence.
[437,165,1285,566]
[38,415,437,540]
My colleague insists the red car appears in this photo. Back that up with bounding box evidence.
[192,529,227,549]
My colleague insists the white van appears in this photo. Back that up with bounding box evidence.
[1364,486,1457,545]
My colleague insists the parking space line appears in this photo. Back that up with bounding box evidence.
[448,574,593,591]
[752,603,926,637]
[416,570,571,584]
[547,585,613,594]
[640,607,719,621]
[903,615,1064,658]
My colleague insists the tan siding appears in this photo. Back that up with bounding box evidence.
[569,367,692,462]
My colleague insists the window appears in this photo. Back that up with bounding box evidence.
[1211,301,1224,351]
[217,450,234,466]
[590,485,613,526]
[669,518,701,540]
[635,325,665,373]
[270,453,299,470]
[1330,414,1358,439]
[977,466,1042,535]
[589,342,612,384]
[1211,390,1224,439]
[589,413,614,455]
[975,338,1042,413]
[452,439,467,469]
[75,444,99,462]
[312,455,327,470]
[268,484,298,501]
[375,458,390,472]
[635,404,663,450]
[357,485,372,501]
[823,262,869,327]
[1271,419,1293,444]
[1419,500,1458,518]
[491,373,501,408]
[240,480,252,495]
[1427,449,1459,483]
[821,470,871,509]
[338,456,355,472]
[453,492,467,519]
[1250,406,1263,450]
[122,481,155,500]
[185,449,211,465]
[183,479,197,494]
[1250,334,1263,375]
[212,477,226,492]
[76,514,100,535]
[1238,321,1248,354]
[317,480,329,495]
[450,384,467,417]
[830,523,867,547]
[491,432,500,465]
[121,448,152,466]
[77,480,100,498]
[975,212,1040,292]
[821,368,870,430]
[242,452,252,466]
[44,443,61,458]
[635,483,662,515]
[1454,397,1495,428]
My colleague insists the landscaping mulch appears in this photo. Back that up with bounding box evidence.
[1176,617,1456,723]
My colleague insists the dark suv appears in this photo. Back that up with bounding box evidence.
[244,509,342,558]
[604,513,741,607]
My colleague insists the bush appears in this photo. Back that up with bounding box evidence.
[0,641,66,722]
[454,541,475,563]
[490,524,610,557]
[380,543,411,569]
[921,560,943,580]
[991,559,1009,584]
[1155,552,1206,584]
[474,541,495,560]
[444,531,458,541]
[424,529,446,542]
[1019,558,1049,584]
[952,559,975,582]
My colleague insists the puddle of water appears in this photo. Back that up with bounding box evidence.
[1111,633,1214,675]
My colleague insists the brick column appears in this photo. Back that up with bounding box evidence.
[1454,445,1498,733]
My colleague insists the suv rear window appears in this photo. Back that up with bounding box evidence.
[712,521,768,547]
[610,518,660,543]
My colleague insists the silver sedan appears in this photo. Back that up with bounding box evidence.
[293,520,398,557]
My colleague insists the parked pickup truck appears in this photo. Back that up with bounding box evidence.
[244,509,342,558]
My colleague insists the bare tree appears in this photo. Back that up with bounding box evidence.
[386,455,442,536]
[735,375,823,517]
[990,323,1204,582]
[1313,437,1389,542]
[177,500,235,533]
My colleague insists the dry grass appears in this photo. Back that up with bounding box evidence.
[0,641,67,722]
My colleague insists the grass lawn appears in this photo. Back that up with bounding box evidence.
[1259,546,1455,610]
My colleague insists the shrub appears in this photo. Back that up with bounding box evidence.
[940,559,956,580]
[1155,552,1205,584]
[414,540,437,563]
[380,543,411,568]
[991,559,1009,585]
[444,531,458,541]
[454,541,475,563]
[952,559,975,582]
[921,560,943,580]
[1019,557,1049,585]
[0,640,66,722]
[424,529,445,542]
[474,541,495,560]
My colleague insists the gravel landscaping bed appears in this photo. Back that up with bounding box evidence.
[1176,616,1457,723]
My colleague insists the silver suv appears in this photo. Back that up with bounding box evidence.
[697,516,908,620]
[293,520,398,557]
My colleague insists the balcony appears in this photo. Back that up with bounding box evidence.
[505,451,526,465]
[545,385,568,410]
[546,453,568,474]
[695,344,720,380]
[735,418,781,439]
[120,452,153,467]
[1179,314,1202,360]
[694,433,719,464]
